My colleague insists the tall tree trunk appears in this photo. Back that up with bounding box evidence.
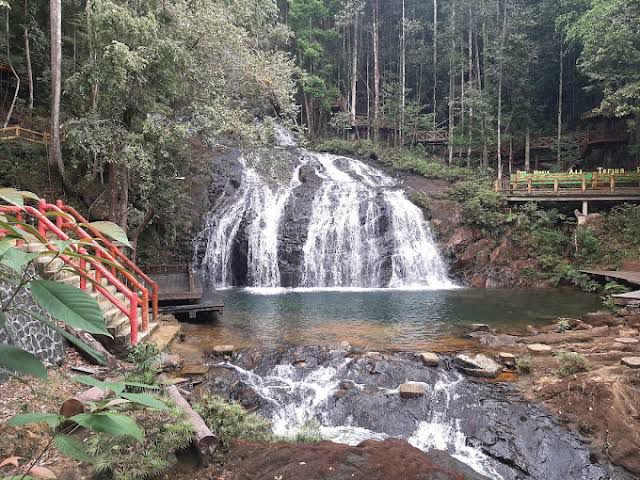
[496,1,507,181]
[49,0,64,177]
[432,0,437,128]
[557,36,564,169]
[3,10,20,129]
[447,3,455,166]
[467,19,473,164]
[525,124,531,172]
[350,12,359,136]
[24,0,33,111]
[372,0,380,141]
[509,137,513,176]
[481,0,488,169]
[400,0,406,145]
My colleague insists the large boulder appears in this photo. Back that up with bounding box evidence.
[454,353,502,378]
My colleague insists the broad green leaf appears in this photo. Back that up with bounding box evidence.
[19,191,40,201]
[0,188,24,207]
[2,476,36,480]
[30,280,111,337]
[8,412,62,428]
[0,345,47,379]
[71,413,143,441]
[53,434,94,463]
[85,221,132,248]
[119,392,168,410]
[19,308,107,365]
[73,375,125,395]
[0,310,5,328]
[0,239,12,255]
[123,381,160,390]
[0,248,39,272]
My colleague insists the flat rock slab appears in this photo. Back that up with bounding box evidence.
[419,352,440,367]
[454,354,502,378]
[213,344,235,355]
[399,383,427,399]
[523,331,597,345]
[180,364,209,376]
[498,352,516,366]
[615,337,639,345]
[527,344,552,354]
[621,357,640,369]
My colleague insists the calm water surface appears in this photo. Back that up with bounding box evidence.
[178,288,601,353]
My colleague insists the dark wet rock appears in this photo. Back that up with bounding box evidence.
[226,439,490,480]
[204,346,625,480]
[469,323,490,333]
[467,332,520,348]
[582,311,623,327]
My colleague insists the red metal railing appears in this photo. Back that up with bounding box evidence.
[0,199,157,345]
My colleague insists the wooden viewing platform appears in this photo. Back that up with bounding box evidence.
[496,170,640,205]
[580,269,640,306]
[0,126,50,144]
[146,264,223,320]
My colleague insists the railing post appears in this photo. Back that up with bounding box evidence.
[581,178,587,192]
[37,199,47,237]
[141,291,149,332]
[528,178,532,193]
[553,179,559,192]
[129,298,139,345]
[79,258,87,290]
[610,176,616,192]
[55,200,64,230]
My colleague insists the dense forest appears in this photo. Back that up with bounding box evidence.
[0,0,638,256]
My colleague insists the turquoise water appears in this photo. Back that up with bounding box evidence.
[182,288,601,351]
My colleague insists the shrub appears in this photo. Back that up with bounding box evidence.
[556,319,571,333]
[194,394,274,450]
[124,343,161,387]
[86,406,194,480]
[556,351,590,377]
[294,419,323,444]
[516,356,532,374]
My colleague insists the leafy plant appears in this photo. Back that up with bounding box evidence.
[85,405,193,480]
[194,394,274,450]
[294,419,323,444]
[556,351,590,377]
[516,356,532,374]
[556,319,571,333]
[124,343,161,388]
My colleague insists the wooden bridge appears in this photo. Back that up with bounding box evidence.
[0,125,50,145]
[581,267,640,306]
[352,116,449,145]
[496,169,640,208]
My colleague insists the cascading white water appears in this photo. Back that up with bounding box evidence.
[200,149,455,289]
[220,360,501,479]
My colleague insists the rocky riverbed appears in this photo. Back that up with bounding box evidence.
[182,336,635,480]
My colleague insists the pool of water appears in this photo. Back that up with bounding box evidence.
[177,288,601,353]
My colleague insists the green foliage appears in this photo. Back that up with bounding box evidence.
[604,281,631,295]
[556,319,571,333]
[294,419,323,443]
[124,343,161,387]
[516,356,532,374]
[0,345,48,379]
[86,406,194,480]
[449,179,511,235]
[194,394,274,450]
[556,351,590,377]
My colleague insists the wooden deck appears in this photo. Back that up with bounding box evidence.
[0,126,50,144]
[580,270,640,306]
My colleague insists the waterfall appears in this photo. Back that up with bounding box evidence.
[199,149,454,289]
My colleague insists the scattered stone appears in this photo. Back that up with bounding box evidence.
[522,330,596,345]
[527,344,552,354]
[614,337,639,345]
[399,383,426,399]
[469,323,490,332]
[619,328,639,337]
[419,352,439,367]
[213,344,235,355]
[180,364,209,376]
[621,357,640,369]
[498,352,516,367]
[340,340,351,350]
[454,354,502,378]
[526,325,539,335]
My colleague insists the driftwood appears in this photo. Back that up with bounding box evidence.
[64,325,118,367]
[164,384,217,455]
[60,385,111,417]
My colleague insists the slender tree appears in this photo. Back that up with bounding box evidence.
[49,0,64,177]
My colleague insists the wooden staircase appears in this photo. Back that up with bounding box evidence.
[1,198,160,352]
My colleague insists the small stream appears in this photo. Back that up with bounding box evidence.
[204,346,624,480]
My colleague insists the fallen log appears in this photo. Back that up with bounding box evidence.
[164,384,217,455]
[60,385,112,417]
[64,325,118,367]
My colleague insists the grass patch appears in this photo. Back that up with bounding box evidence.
[556,351,590,377]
